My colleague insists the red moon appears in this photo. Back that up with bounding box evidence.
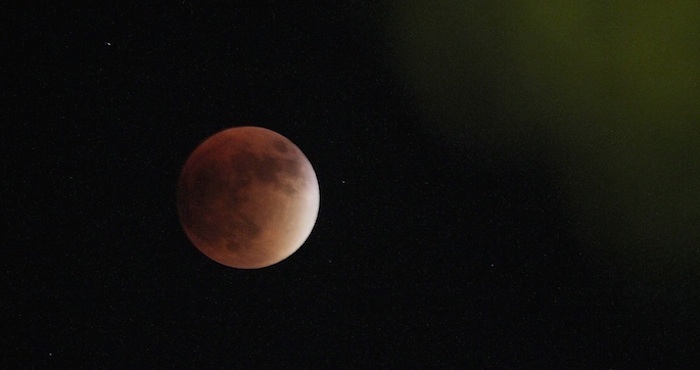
[177,126,320,269]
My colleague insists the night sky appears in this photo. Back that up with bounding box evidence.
[6,2,699,368]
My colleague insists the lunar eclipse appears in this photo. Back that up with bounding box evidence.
[177,126,320,269]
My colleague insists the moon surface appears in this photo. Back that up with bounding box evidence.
[177,126,320,269]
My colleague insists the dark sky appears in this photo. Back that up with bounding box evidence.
[5,2,697,368]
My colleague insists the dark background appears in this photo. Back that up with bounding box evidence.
[4,2,698,368]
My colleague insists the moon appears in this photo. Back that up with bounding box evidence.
[177,126,320,269]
